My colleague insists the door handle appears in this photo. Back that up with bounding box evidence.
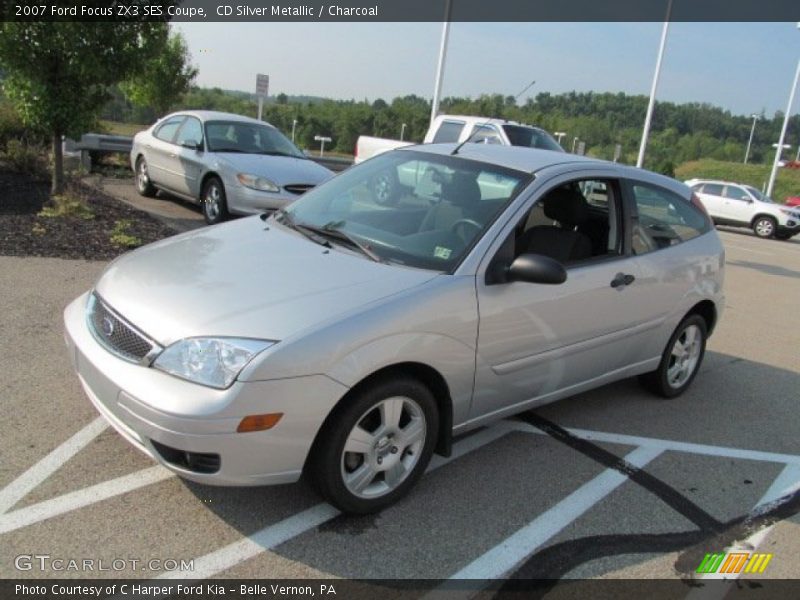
[610,273,636,288]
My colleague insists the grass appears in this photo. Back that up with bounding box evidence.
[674,159,800,203]
[99,120,148,137]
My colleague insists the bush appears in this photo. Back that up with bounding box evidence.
[0,102,27,146]
[109,219,142,248]
[1,139,47,176]
[38,192,95,220]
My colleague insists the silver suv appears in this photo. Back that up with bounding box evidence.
[686,178,800,240]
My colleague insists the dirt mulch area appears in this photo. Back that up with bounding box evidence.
[0,169,177,261]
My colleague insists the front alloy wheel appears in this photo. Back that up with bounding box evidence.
[309,375,438,514]
[753,216,776,238]
[202,177,228,225]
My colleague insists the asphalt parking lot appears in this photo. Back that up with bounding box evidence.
[1,224,799,586]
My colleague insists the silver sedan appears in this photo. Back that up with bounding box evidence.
[66,144,724,514]
[130,110,333,224]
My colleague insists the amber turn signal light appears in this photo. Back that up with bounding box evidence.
[236,413,283,433]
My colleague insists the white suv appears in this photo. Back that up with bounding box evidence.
[685,179,800,240]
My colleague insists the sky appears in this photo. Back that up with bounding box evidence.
[173,22,800,118]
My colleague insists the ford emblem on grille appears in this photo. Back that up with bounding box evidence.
[101,316,115,337]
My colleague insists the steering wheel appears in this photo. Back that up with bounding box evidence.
[450,218,482,241]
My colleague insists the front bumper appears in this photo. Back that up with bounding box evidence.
[63,293,347,486]
[776,224,799,238]
[227,183,301,215]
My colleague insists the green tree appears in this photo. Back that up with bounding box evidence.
[0,17,169,193]
[121,31,197,117]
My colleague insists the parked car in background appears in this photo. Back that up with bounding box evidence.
[686,178,800,240]
[131,111,334,224]
[786,196,800,208]
[66,144,724,514]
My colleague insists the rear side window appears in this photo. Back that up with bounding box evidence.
[154,116,185,143]
[630,183,710,255]
[699,183,723,196]
[432,121,465,143]
[175,117,203,147]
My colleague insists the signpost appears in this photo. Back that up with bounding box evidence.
[255,74,269,121]
[314,135,331,157]
[613,144,622,163]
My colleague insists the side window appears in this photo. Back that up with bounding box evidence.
[432,121,465,143]
[701,183,723,197]
[471,125,502,145]
[154,116,185,143]
[513,179,622,265]
[723,186,750,201]
[630,183,710,255]
[175,117,203,147]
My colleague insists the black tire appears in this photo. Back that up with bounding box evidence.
[752,216,777,238]
[202,176,229,225]
[308,375,439,514]
[135,156,156,197]
[639,314,707,399]
[370,171,399,206]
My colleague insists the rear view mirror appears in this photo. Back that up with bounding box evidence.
[507,253,567,285]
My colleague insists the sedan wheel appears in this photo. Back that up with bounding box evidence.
[135,157,156,197]
[753,217,776,238]
[639,314,707,398]
[202,177,228,225]
[309,375,438,514]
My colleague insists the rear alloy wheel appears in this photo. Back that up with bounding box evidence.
[309,376,438,514]
[639,315,707,399]
[202,177,229,225]
[135,157,156,197]
[752,216,776,238]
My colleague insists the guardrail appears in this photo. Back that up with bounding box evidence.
[65,134,353,172]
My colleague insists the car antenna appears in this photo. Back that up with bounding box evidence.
[450,79,536,156]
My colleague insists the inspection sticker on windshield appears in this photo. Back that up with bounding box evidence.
[434,246,452,260]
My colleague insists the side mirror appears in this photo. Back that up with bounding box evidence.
[507,253,567,285]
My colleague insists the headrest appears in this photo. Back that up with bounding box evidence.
[542,187,589,228]
[445,172,482,207]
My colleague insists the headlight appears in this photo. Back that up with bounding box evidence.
[153,337,276,389]
[779,208,798,216]
[237,173,280,193]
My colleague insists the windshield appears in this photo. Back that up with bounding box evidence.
[502,125,564,152]
[278,151,528,271]
[204,120,305,157]
[744,186,772,203]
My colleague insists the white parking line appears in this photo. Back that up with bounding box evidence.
[0,465,173,534]
[157,421,520,580]
[0,416,107,515]
[442,446,663,581]
[511,422,800,466]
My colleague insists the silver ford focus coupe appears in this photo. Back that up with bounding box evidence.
[130,110,333,225]
[65,144,724,514]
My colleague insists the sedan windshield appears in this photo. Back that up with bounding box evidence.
[205,120,305,158]
[278,151,528,271]
[502,125,564,152]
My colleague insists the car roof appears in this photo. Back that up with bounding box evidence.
[436,114,548,131]
[160,110,273,127]
[690,179,753,187]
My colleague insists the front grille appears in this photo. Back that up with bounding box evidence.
[87,293,157,364]
[283,183,314,195]
[150,440,221,474]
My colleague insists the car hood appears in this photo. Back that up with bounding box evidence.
[215,152,333,186]
[95,218,438,345]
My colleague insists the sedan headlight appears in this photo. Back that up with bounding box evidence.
[153,337,276,389]
[237,173,280,193]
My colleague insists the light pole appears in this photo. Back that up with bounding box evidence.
[400,123,407,141]
[314,135,331,157]
[637,0,673,168]
[430,0,453,127]
[571,137,579,153]
[744,114,759,164]
[767,23,800,198]
[554,131,566,146]
[291,119,298,143]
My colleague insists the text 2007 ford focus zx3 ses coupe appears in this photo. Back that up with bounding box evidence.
[64,144,725,514]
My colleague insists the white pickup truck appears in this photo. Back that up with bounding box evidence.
[354,114,564,164]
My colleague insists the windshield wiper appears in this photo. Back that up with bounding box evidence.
[254,150,307,158]
[211,148,246,153]
[273,209,332,249]
[300,220,382,263]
